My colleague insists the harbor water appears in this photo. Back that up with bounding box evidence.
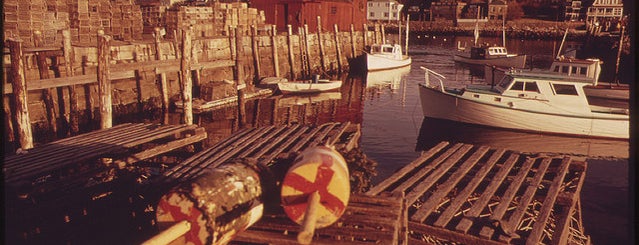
[193,35,631,244]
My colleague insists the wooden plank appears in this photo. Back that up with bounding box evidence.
[455,152,520,233]
[525,157,572,245]
[496,157,553,242]
[392,143,463,195]
[113,127,207,167]
[410,221,504,245]
[252,125,300,158]
[260,126,310,164]
[366,142,450,196]
[411,146,490,222]
[176,126,277,181]
[324,121,350,146]
[308,123,338,147]
[158,127,255,182]
[550,164,586,245]
[236,126,288,158]
[434,149,506,227]
[475,156,538,239]
[405,144,473,206]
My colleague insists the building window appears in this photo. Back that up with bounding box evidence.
[330,6,337,15]
[370,12,375,17]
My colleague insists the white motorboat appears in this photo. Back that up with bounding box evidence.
[277,78,342,94]
[454,45,527,68]
[418,66,629,139]
[365,43,412,71]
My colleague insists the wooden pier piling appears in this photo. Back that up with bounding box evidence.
[153,28,170,118]
[179,28,193,125]
[271,25,280,78]
[317,16,327,74]
[251,25,262,81]
[8,39,34,150]
[333,24,343,73]
[62,30,80,135]
[235,27,248,129]
[34,31,58,136]
[97,31,112,129]
[350,24,357,58]
[287,25,296,80]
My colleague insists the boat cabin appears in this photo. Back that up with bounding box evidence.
[370,43,403,60]
[549,57,601,85]
[470,45,509,59]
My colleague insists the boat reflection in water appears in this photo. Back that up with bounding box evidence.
[365,65,411,92]
[277,92,342,107]
[416,117,628,159]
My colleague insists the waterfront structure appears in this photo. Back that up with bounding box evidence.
[430,0,458,21]
[250,0,367,31]
[586,0,624,31]
[564,0,584,21]
[487,0,507,20]
[366,0,404,23]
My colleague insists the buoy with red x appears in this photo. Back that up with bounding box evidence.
[280,145,350,244]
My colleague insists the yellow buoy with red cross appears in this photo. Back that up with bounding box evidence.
[280,145,350,244]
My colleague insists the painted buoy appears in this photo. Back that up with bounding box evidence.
[280,146,350,244]
[155,160,265,245]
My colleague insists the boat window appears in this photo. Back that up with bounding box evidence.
[553,66,560,72]
[562,66,569,74]
[571,66,578,74]
[498,76,514,90]
[552,84,578,95]
[383,47,394,52]
[580,68,587,75]
[524,82,539,92]
[511,81,524,90]
[372,46,381,52]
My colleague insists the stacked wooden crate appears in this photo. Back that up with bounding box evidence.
[68,0,143,45]
[3,0,69,47]
[165,2,266,38]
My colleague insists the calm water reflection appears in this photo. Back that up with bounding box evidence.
[194,36,630,245]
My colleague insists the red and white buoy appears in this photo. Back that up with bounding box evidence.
[280,146,350,244]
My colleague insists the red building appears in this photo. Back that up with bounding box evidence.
[250,0,367,32]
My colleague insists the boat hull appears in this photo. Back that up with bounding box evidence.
[418,83,629,139]
[454,54,527,69]
[366,53,412,71]
[277,80,342,94]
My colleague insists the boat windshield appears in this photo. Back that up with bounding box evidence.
[497,75,514,91]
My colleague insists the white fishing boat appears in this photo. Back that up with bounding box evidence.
[454,6,526,69]
[277,78,342,94]
[365,43,412,71]
[418,66,629,139]
[485,57,629,101]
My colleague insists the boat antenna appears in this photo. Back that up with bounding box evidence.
[556,28,568,60]
[502,14,506,47]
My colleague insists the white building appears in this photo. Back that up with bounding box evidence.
[367,0,404,22]
[586,0,623,29]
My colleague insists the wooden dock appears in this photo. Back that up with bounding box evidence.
[3,123,207,244]
[366,141,590,245]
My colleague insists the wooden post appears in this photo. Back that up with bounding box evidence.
[180,28,193,125]
[270,25,280,78]
[34,31,58,136]
[251,25,261,81]
[7,39,34,150]
[97,31,113,129]
[133,45,144,113]
[235,27,247,128]
[363,24,369,47]
[373,24,379,44]
[405,15,410,56]
[381,24,386,44]
[154,28,170,117]
[286,25,296,80]
[303,24,312,76]
[62,30,79,135]
[317,16,327,74]
[333,24,343,72]
[350,24,356,58]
